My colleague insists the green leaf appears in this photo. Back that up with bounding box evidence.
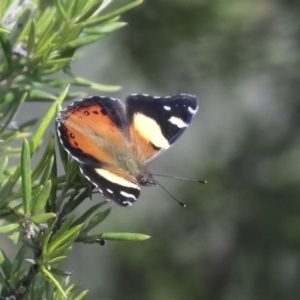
[12,244,27,276]
[47,224,83,255]
[64,187,93,215]
[73,290,89,300]
[0,28,10,33]
[39,155,54,186]
[71,76,121,92]
[27,18,36,55]
[35,6,56,37]
[74,0,104,23]
[9,268,26,290]
[28,89,57,101]
[50,267,71,277]
[41,266,67,299]
[40,59,72,75]
[0,223,20,233]
[8,231,21,244]
[0,92,27,134]
[41,219,57,259]
[31,213,57,224]
[71,202,108,227]
[49,215,75,246]
[101,232,151,241]
[49,149,58,210]
[0,156,8,183]
[35,22,58,58]
[32,135,55,182]
[9,7,31,47]
[0,31,12,76]
[30,85,70,155]
[0,249,12,278]
[54,0,69,22]
[0,266,10,292]
[62,34,104,50]
[31,180,52,216]
[86,0,143,26]
[21,139,31,214]
[83,22,127,34]
[48,256,67,265]
[43,58,74,67]
[76,233,104,244]
[80,208,111,235]
[0,0,11,16]
[63,283,78,299]
[58,23,83,45]
[41,77,120,91]
[49,245,72,261]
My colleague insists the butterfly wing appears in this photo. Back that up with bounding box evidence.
[57,96,130,165]
[126,93,198,163]
[57,96,140,206]
[80,164,140,206]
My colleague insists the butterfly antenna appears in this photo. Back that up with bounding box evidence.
[152,174,207,184]
[153,178,186,208]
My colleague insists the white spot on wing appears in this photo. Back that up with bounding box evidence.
[120,191,137,200]
[95,169,140,190]
[188,106,198,114]
[107,189,113,194]
[168,116,188,128]
[163,106,171,111]
[122,200,133,206]
[133,113,169,148]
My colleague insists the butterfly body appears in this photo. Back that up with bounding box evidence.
[57,93,198,206]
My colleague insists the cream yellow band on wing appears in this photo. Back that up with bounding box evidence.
[120,190,137,200]
[95,169,140,190]
[133,113,169,148]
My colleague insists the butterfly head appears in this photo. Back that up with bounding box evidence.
[137,169,156,186]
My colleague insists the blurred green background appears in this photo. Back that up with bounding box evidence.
[13,0,300,299]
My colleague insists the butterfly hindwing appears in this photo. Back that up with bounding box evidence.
[126,93,198,163]
[80,164,140,206]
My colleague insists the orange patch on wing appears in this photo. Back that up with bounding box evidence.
[63,104,129,164]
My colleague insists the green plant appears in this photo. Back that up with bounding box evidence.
[0,1,149,299]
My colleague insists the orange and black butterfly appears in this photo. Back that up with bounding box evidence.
[57,93,198,206]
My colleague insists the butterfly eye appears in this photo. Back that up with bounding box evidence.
[138,172,156,186]
[140,177,148,184]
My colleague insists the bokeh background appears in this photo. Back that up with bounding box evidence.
[15,0,300,299]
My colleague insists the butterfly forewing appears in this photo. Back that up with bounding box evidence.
[126,93,198,163]
[57,96,130,165]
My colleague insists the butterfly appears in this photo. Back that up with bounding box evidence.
[56,93,198,206]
